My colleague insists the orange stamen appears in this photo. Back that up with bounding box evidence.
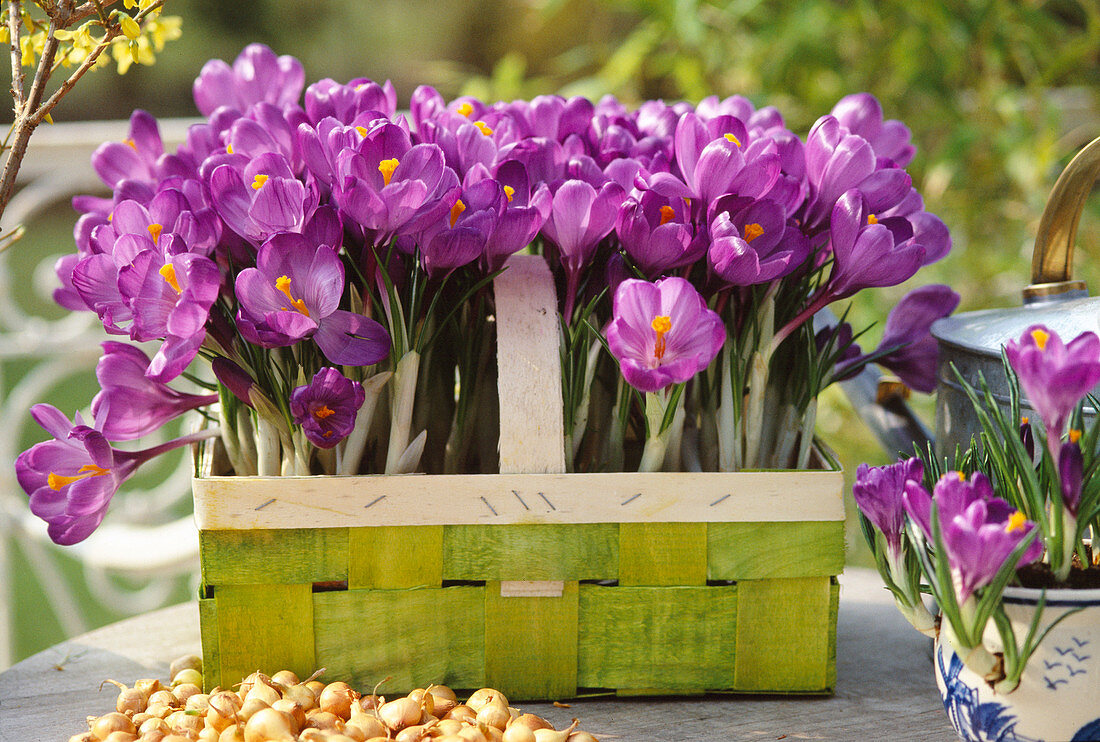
[1031,328,1050,350]
[504,185,515,203]
[251,174,269,190]
[147,223,163,244]
[274,275,310,316]
[473,120,493,136]
[658,205,676,225]
[1070,429,1082,444]
[652,315,672,361]
[449,199,466,227]
[743,223,764,243]
[159,263,181,294]
[867,214,879,225]
[314,405,336,420]
[723,132,742,147]
[456,102,474,117]
[48,463,111,491]
[378,158,399,186]
[1006,511,1027,533]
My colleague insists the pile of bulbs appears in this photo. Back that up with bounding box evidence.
[69,655,598,742]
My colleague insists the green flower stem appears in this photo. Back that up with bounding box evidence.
[338,371,392,475]
[886,552,936,637]
[255,417,281,477]
[567,340,602,465]
[385,350,421,475]
[743,350,768,468]
[234,408,258,476]
[216,397,246,477]
[1055,508,1077,583]
[717,344,737,471]
[638,387,685,473]
[796,398,818,469]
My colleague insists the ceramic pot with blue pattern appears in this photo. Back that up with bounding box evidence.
[934,585,1100,741]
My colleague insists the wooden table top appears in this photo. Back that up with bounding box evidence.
[0,567,956,741]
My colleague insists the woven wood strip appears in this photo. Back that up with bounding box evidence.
[200,528,348,585]
[442,524,618,581]
[213,583,315,688]
[197,597,220,692]
[484,580,579,701]
[618,522,707,586]
[732,576,834,692]
[348,526,443,589]
[576,585,737,692]
[707,521,845,580]
[313,586,485,693]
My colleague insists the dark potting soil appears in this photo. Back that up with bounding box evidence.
[1016,561,1100,590]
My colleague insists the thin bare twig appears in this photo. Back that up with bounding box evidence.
[68,0,121,26]
[8,1,26,111]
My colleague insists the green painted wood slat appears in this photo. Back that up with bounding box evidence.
[484,581,579,701]
[443,524,618,581]
[200,528,349,585]
[313,586,485,692]
[618,523,708,586]
[707,521,846,580]
[576,585,737,692]
[212,583,316,690]
[348,526,443,589]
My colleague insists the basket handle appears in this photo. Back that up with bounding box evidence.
[1024,134,1100,300]
[493,254,567,475]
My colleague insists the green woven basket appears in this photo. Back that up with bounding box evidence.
[193,256,845,700]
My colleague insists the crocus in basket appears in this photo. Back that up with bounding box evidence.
[18,43,957,546]
[855,325,1100,692]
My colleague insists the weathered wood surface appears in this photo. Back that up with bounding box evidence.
[0,568,955,741]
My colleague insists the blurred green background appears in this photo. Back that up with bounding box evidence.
[3,0,1099,664]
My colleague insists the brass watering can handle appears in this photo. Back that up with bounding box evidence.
[1024,134,1100,300]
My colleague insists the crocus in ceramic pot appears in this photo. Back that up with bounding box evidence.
[856,325,1100,742]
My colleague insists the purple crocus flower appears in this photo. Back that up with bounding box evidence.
[116,250,221,382]
[234,232,390,366]
[474,160,551,273]
[615,190,705,278]
[540,178,625,317]
[801,114,912,233]
[826,189,925,299]
[209,151,319,246]
[903,471,1043,603]
[90,110,166,191]
[90,342,218,440]
[1004,325,1100,443]
[405,178,503,278]
[290,367,366,448]
[15,404,214,545]
[192,43,305,117]
[872,284,960,393]
[332,125,460,246]
[707,197,809,286]
[211,357,257,408]
[304,77,397,125]
[606,277,726,393]
[1060,435,1084,516]
[830,93,916,168]
[852,457,924,558]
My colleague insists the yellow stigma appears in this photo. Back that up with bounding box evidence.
[274,275,310,317]
[1070,429,1082,444]
[226,143,234,155]
[1031,328,1050,350]
[723,132,742,147]
[449,199,467,227]
[1021,416,1029,425]
[124,137,137,150]
[251,174,269,191]
[314,405,336,420]
[504,185,515,202]
[867,214,879,225]
[48,463,110,491]
[159,263,181,294]
[652,315,672,361]
[147,223,163,244]
[1006,510,1027,533]
[473,120,493,136]
[743,223,764,243]
[957,471,966,482]
[658,205,676,225]
[456,102,474,117]
[355,126,368,137]
[378,157,399,186]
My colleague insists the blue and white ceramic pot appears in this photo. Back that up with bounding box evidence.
[934,585,1100,742]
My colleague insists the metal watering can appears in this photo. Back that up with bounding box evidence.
[843,135,1100,458]
[930,134,1100,457]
